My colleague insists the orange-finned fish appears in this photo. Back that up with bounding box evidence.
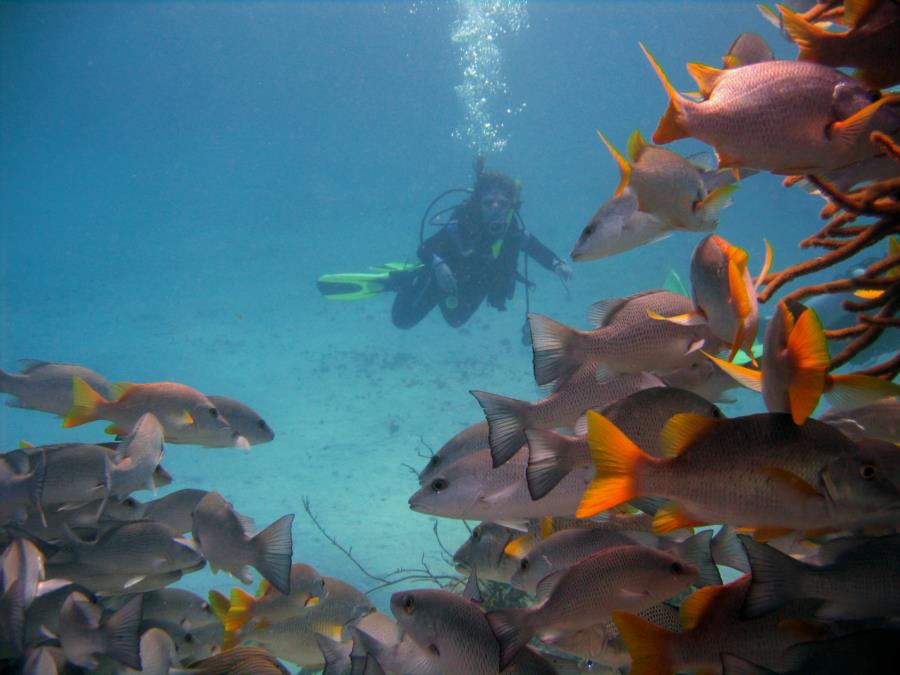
[578,410,899,537]
[641,43,900,174]
[597,130,737,233]
[779,1,900,89]
[63,377,233,442]
[704,300,900,424]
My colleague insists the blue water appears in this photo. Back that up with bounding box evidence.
[0,0,845,613]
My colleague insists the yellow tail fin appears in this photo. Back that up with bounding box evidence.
[786,307,829,424]
[577,411,649,518]
[63,376,106,428]
[825,374,900,412]
[778,3,835,63]
[224,587,257,636]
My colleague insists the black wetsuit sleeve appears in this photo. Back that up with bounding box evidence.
[521,229,562,270]
[417,229,453,266]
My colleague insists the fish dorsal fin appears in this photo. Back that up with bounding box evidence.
[640,43,691,144]
[660,413,719,457]
[597,130,631,198]
[588,297,628,328]
[626,129,648,162]
[18,440,34,449]
[108,382,135,402]
[831,94,900,150]
[504,534,535,558]
[663,270,690,297]
[686,62,724,98]
[679,584,724,630]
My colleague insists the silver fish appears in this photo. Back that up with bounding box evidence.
[191,491,294,594]
[419,421,489,485]
[0,360,110,417]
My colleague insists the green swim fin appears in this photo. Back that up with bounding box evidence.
[316,262,423,301]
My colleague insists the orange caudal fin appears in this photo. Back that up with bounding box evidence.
[612,610,678,675]
[63,376,107,428]
[640,43,692,144]
[785,307,829,424]
[597,130,632,198]
[824,374,900,412]
[577,410,651,518]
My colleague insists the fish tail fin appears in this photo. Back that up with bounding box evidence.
[104,595,143,670]
[251,514,294,596]
[711,525,750,573]
[640,42,691,144]
[470,390,529,468]
[528,313,583,386]
[525,428,578,500]
[612,610,677,675]
[207,589,231,624]
[785,307,829,424]
[577,410,649,518]
[738,535,802,619]
[676,530,722,587]
[824,374,900,412]
[63,376,106,428]
[220,588,255,647]
[486,608,534,671]
[314,633,347,674]
[596,130,632,198]
[778,3,839,64]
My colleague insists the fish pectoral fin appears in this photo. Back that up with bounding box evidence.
[702,351,763,392]
[123,576,147,589]
[686,338,706,355]
[647,308,707,327]
[178,409,196,427]
[504,534,536,558]
[762,466,823,502]
[830,93,900,150]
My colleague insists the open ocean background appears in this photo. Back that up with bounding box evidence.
[1,1,834,612]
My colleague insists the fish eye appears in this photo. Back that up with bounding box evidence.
[208,408,218,418]
[256,419,267,429]
[584,224,595,236]
[472,528,481,541]
[670,561,683,574]
[711,407,724,418]
[859,463,877,480]
[519,558,529,570]
[183,633,194,644]
[430,478,448,492]
[123,497,137,507]
[201,602,210,612]
[402,595,415,614]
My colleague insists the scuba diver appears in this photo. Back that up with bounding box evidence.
[317,158,572,332]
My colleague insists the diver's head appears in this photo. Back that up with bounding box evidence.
[471,163,519,237]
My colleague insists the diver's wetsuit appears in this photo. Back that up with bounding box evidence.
[392,211,563,329]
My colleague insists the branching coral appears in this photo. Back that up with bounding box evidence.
[758,131,900,378]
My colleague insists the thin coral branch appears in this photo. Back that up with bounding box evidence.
[824,325,869,340]
[829,291,899,370]
[870,131,900,161]
[854,353,900,380]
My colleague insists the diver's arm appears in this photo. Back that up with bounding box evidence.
[521,230,564,270]
[522,230,573,281]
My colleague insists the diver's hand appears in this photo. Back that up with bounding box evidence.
[553,260,573,282]
[432,258,458,295]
